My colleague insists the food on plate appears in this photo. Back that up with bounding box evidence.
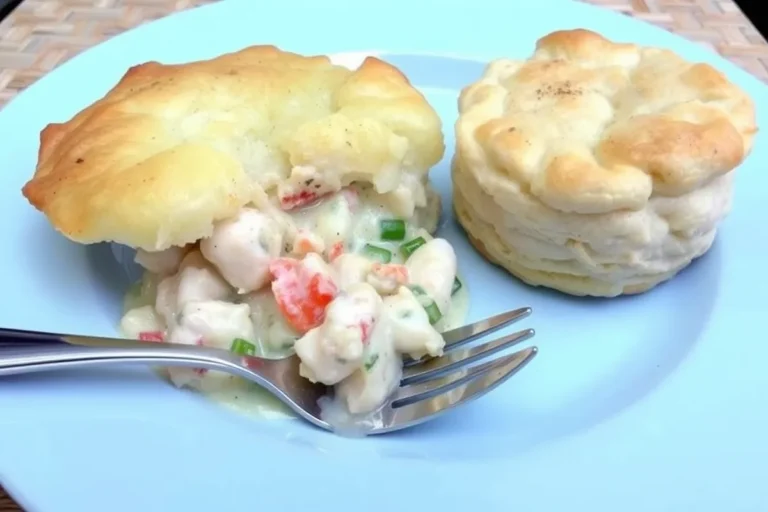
[453,28,757,297]
[21,45,468,416]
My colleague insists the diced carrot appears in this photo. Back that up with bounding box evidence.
[328,241,344,262]
[139,331,164,343]
[293,230,325,256]
[295,239,314,254]
[308,273,336,304]
[270,257,338,333]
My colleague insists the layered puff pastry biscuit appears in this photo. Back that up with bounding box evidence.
[453,29,757,297]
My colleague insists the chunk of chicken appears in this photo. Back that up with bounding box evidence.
[155,250,231,326]
[330,254,409,296]
[384,286,445,359]
[300,252,335,281]
[200,207,283,294]
[168,300,256,349]
[405,238,457,315]
[120,305,165,340]
[315,188,357,248]
[294,283,381,386]
[166,300,256,389]
[330,253,373,291]
[335,316,402,415]
[134,246,189,276]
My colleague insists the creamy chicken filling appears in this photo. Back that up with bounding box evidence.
[120,184,464,415]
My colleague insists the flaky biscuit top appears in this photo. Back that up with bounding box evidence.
[456,29,757,216]
[22,46,445,250]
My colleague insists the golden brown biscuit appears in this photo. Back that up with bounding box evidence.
[22,46,445,250]
[453,29,757,297]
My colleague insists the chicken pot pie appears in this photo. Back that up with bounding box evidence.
[22,46,469,415]
[453,29,757,297]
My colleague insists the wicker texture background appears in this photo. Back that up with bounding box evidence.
[0,0,766,510]
[1,0,767,107]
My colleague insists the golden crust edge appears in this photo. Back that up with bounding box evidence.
[21,47,445,250]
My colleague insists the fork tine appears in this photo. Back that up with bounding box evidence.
[402,307,532,369]
[441,307,532,348]
[401,328,535,386]
[387,347,537,427]
[392,346,534,406]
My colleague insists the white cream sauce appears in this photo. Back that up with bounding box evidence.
[122,278,469,422]
[120,183,469,423]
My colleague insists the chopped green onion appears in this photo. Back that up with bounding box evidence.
[400,236,426,258]
[362,244,392,263]
[231,338,256,356]
[452,277,463,295]
[424,302,442,325]
[380,219,406,241]
[364,353,380,371]
[408,285,442,325]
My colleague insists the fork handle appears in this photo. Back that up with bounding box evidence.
[0,328,252,378]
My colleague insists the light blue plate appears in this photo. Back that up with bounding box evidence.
[1,0,766,510]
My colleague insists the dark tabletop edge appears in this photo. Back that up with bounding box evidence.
[735,0,767,41]
[0,0,22,22]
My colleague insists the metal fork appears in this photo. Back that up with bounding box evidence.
[0,307,536,434]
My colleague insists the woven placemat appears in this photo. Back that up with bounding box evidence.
[1,0,767,108]
[0,0,766,510]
